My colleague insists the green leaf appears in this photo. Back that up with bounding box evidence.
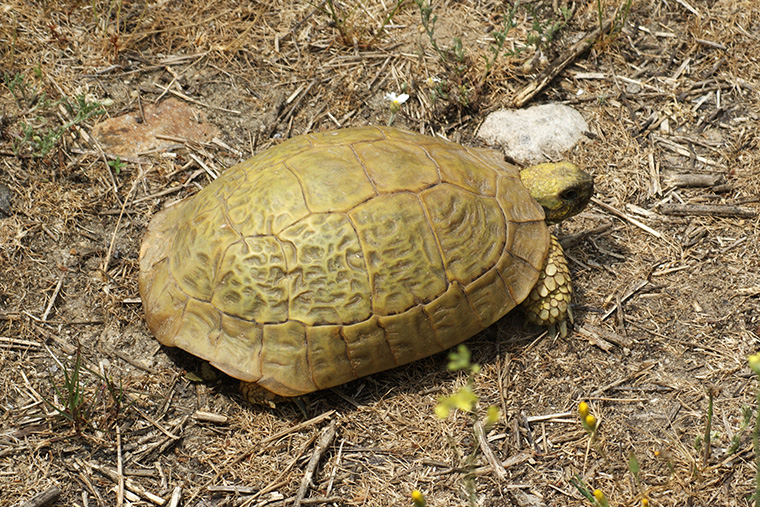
[447,344,472,372]
[435,385,478,418]
[628,450,640,478]
[434,403,450,419]
[484,405,500,431]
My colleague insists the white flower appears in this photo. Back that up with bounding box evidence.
[385,92,409,107]
[385,91,410,126]
[425,76,441,87]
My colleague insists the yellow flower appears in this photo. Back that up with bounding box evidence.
[585,414,597,431]
[749,353,760,375]
[593,489,609,507]
[411,489,426,507]
[579,401,590,419]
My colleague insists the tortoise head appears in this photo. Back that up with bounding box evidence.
[519,162,594,224]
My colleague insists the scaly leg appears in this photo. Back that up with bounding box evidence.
[521,235,574,337]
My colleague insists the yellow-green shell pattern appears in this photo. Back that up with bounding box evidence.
[139,126,549,396]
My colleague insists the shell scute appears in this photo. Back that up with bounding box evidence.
[421,183,506,284]
[354,139,439,193]
[464,267,516,328]
[210,315,264,382]
[172,299,222,357]
[377,305,440,364]
[286,144,376,213]
[170,205,239,301]
[340,316,397,375]
[308,125,385,146]
[423,283,484,350]
[349,192,448,315]
[279,213,371,325]
[428,144,500,196]
[225,163,309,236]
[258,321,314,396]
[306,325,354,390]
[211,236,289,323]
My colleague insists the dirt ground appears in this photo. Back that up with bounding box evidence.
[1,0,760,506]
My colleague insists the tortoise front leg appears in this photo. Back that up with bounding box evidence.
[521,235,574,338]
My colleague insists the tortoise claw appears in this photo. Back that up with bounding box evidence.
[546,320,568,339]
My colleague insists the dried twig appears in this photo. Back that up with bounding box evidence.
[592,197,663,239]
[101,168,144,273]
[193,410,228,424]
[109,347,157,374]
[513,19,613,107]
[576,324,634,351]
[90,462,166,505]
[294,419,338,507]
[664,173,723,187]
[167,487,182,507]
[17,485,61,507]
[520,413,540,454]
[590,362,657,398]
[525,412,574,423]
[473,420,507,480]
[602,279,651,320]
[659,203,757,218]
[154,84,242,114]
[261,410,335,445]
[116,425,124,507]
[42,276,64,322]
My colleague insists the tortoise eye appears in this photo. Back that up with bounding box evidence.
[560,189,578,202]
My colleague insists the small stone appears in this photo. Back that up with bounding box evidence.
[92,98,219,158]
[0,183,13,218]
[477,104,589,165]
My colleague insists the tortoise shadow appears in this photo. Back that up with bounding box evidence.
[296,313,546,418]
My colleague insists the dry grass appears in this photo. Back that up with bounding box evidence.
[2,0,760,505]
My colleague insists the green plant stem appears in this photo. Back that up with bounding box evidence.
[415,0,448,65]
[596,0,604,33]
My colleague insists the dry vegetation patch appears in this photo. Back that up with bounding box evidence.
[1,0,760,506]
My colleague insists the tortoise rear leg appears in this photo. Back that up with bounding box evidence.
[240,381,280,408]
[240,381,308,415]
[522,235,574,337]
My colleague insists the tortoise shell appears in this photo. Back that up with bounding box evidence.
[138,126,549,396]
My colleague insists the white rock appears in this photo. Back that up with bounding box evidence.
[477,104,588,165]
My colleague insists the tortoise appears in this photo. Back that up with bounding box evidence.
[138,126,593,402]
